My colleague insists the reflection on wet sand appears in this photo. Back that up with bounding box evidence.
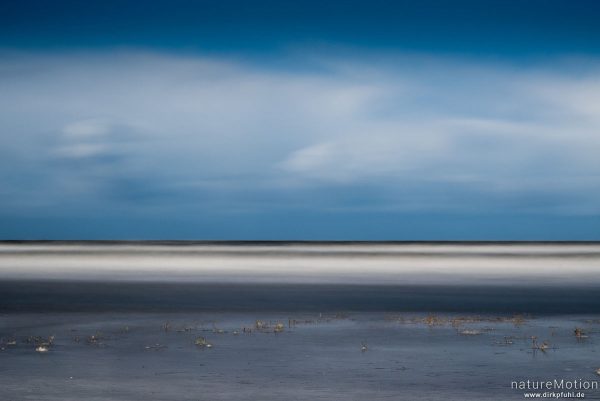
[1,312,600,400]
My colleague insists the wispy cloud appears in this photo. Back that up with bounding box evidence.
[0,51,599,216]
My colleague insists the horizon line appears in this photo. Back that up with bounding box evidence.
[2,240,600,245]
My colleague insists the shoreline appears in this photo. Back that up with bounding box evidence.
[2,280,599,314]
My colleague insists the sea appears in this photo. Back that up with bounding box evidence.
[1,242,599,400]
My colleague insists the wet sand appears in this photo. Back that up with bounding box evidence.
[1,312,600,400]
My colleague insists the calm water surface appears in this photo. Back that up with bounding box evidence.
[1,243,600,400]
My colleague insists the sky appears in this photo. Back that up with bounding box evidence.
[1,0,600,240]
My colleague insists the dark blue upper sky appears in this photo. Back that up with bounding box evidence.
[2,0,600,55]
[1,0,600,240]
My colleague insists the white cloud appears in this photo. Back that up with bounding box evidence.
[0,51,599,214]
[54,143,108,159]
[62,119,111,138]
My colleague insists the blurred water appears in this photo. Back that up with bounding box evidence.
[1,242,600,400]
[2,241,600,285]
[1,281,600,314]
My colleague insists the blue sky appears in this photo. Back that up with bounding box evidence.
[1,0,600,240]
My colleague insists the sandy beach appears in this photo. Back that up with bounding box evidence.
[2,311,600,400]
